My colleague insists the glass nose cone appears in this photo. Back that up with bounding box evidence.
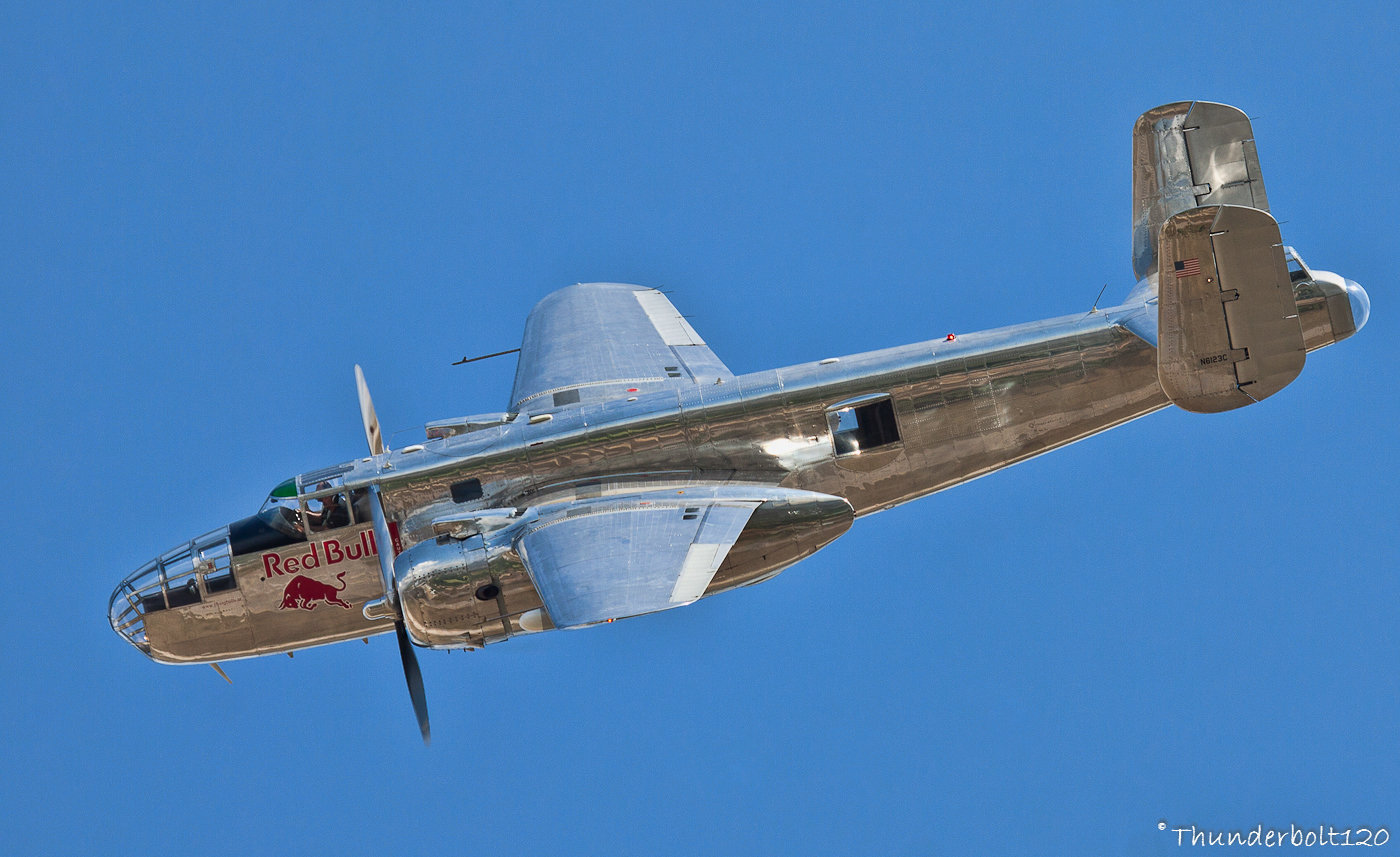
[110,526,233,658]
[1343,278,1370,333]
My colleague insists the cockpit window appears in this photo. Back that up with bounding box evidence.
[349,488,372,523]
[268,477,297,500]
[257,478,306,539]
[229,477,309,555]
[229,473,363,556]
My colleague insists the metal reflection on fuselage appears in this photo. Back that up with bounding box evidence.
[109,100,1371,673]
[109,273,1358,663]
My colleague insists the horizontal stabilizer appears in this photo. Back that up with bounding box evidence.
[1156,205,1304,413]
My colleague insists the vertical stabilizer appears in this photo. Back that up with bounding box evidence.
[1156,205,1305,413]
[1133,101,1269,282]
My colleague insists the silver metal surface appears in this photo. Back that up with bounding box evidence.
[110,101,1372,667]
[425,413,513,439]
[368,484,398,608]
[516,495,759,628]
[1133,101,1269,282]
[510,283,734,414]
[1156,205,1305,412]
[116,299,1183,658]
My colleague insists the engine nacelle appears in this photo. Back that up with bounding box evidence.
[395,534,539,649]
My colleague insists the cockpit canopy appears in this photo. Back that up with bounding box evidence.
[255,476,301,532]
[233,472,372,555]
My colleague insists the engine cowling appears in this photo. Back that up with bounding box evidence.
[395,533,535,649]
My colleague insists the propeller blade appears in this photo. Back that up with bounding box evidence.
[366,484,398,608]
[354,366,429,745]
[396,621,431,745]
[354,364,386,456]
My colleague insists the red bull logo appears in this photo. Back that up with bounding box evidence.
[279,570,352,611]
[259,524,401,612]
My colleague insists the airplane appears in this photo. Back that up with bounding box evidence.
[109,101,1370,744]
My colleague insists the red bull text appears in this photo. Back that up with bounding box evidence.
[259,526,400,579]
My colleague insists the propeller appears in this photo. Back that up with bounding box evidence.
[355,364,386,456]
[355,365,431,745]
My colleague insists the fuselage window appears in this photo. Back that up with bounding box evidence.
[165,576,201,608]
[162,555,202,609]
[205,567,237,594]
[451,478,483,503]
[829,397,901,456]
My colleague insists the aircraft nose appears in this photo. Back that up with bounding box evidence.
[1343,278,1370,333]
[109,526,234,659]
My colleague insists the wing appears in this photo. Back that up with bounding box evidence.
[1132,101,1270,282]
[509,282,735,414]
[515,494,760,628]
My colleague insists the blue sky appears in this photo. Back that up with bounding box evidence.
[2,2,1397,854]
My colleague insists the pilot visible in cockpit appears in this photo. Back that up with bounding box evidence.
[307,485,351,531]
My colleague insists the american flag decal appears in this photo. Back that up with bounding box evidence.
[1174,258,1202,278]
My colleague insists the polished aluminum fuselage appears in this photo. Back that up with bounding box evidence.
[371,301,1171,649]
[115,280,1352,661]
[395,306,1161,524]
[107,97,1369,669]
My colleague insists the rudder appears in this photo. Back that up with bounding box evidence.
[1156,204,1305,413]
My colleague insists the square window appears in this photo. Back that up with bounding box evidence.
[451,478,484,503]
[829,397,901,456]
[205,569,237,594]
